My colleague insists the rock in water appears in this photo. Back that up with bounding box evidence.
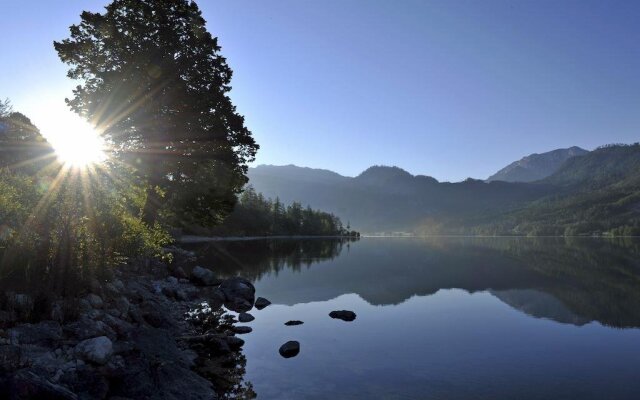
[233,326,252,334]
[284,320,304,326]
[225,336,245,350]
[75,336,113,365]
[279,341,300,358]
[190,266,219,286]
[219,277,256,312]
[254,297,271,310]
[329,310,356,322]
[238,313,255,323]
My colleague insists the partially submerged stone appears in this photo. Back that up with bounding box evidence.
[284,320,304,326]
[219,277,255,313]
[329,310,356,322]
[238,313,255,323]
[232,326,252,335]
[279,341,300,358]
[254,297,271,310]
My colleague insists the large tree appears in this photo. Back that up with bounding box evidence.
[54,0,258,226]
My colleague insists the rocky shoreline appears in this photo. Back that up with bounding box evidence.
[0,247,257,400]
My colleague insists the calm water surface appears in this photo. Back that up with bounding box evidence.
[190,237,640,399]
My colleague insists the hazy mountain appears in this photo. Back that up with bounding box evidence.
[248,144,639,235]
[474,143,640,236]
[543,144,640,188]
[247,164,553,232]
[487,146,589,182]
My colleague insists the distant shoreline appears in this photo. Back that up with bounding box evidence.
[178,235,359,243]
[178,234,640,243]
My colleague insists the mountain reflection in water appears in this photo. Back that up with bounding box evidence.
[187,237,640,329]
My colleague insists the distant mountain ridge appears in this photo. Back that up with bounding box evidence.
[248,164,553,232]
[247,143,640,236]
[487,146,589,182]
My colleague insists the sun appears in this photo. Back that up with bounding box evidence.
[51,117,106,167]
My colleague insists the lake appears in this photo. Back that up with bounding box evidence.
[188,237,640,399]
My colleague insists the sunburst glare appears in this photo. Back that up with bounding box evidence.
[41,111,106,167]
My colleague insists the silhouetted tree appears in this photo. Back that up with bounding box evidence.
[54,0,258,226]
[210,187,357,236]
[0,100,53,172]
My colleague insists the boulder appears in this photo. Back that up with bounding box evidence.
[238,313,255,323]
[218,278,255,313]
[224,336,245,350]
[279,341,300,358]
[114,297,130,316]
[232,326,252,335]
[329,310,357,321]
[102,315,134,337]
[190,266,220,286]
[75,336,113,365]
[254,297,271,310]
[284,320,304,326]
[86,294,103,309]
[64,318,115,341]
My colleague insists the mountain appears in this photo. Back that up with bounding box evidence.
[248,144,640,236]
[247,164,553,232]
[487,146,589,182]
[474,143,640,236]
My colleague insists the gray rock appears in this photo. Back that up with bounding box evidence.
[285,320,304,326]
[219,277,256,313]
[75,336,113,365]
[172,266,188,280]
[238,313,255,323]
[114,296,130,315]
[102,315,134,337]
[279,341,300,358]
[225,335,245,350]
[86,294,104,309]
[104,282,120,296]
[64,318,115,341]
[175,288,197,302]
[112,279,125,292]
[254,297,271,310]
[233,326,252,334]
[190,266,219,286]
[131,327,192,365]
[166,276,178,285]
[329,310,356,321]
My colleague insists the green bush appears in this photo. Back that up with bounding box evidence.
[0,164,171,296]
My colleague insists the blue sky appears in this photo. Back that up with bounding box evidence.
[1,0,639,181]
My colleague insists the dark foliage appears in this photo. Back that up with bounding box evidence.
[209,186,359,237]
[0,98,55,173]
